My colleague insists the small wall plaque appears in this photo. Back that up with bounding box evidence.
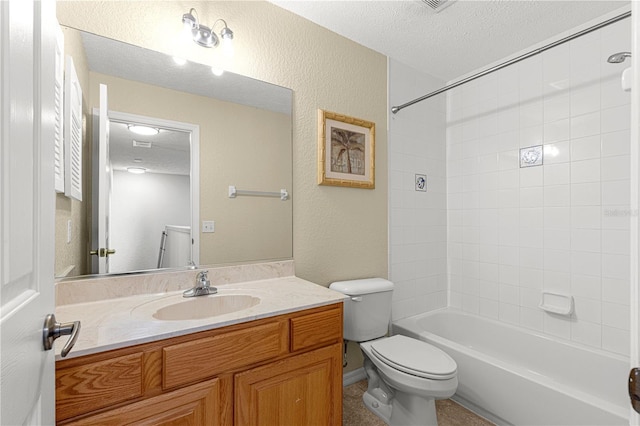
[520,145,543,168]
[415,174,427,192]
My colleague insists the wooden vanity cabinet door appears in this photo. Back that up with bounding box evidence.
[234,343,342,426]
[63,377,231,426]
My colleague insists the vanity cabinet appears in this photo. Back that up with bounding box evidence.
[55,303,343,425]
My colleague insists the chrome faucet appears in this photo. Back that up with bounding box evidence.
[183,271,218,297]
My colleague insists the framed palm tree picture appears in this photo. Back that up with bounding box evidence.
[317,109,375,189]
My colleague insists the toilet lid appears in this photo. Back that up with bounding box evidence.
[370,335,457,380]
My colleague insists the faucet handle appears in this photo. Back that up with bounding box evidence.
[197,271,210,287]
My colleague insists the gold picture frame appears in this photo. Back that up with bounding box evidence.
[317,109,375,189]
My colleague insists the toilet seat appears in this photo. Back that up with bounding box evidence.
[370,335,457,380]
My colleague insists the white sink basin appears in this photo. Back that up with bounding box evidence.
[132,294,261,321]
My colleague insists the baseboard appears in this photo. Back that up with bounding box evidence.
[343,367,366,387]
[451,395,505,425]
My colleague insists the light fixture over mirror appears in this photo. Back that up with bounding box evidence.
[182,7,234,55]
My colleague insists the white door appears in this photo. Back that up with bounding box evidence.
[632,2,640,425]
[0,0,57,424]
[92,84,113,273]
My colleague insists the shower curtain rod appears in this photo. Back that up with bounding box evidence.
[390,10,631,115]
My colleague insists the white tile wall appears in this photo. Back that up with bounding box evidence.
[389,58,448,321]
[446,19,631,356]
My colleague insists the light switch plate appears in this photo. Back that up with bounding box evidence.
[202,221,215,233]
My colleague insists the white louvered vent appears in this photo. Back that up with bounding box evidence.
[422,0,457,13]
[54,25,64,193]
[64,55,83,201]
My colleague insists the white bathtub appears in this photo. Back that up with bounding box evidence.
[393,308,629,426]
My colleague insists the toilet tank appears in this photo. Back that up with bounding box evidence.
[329,278,393,342]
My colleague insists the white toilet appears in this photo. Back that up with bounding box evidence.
[330,278,457,426]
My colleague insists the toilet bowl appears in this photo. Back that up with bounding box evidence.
[362,335,458,398]
[360,335,457,425]
[330,279,458,426]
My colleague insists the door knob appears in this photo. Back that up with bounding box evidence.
[629,368,640,414]
[90,248,116,257]
[42,313,81,358]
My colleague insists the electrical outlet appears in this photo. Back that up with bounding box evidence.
[202,221,215,233]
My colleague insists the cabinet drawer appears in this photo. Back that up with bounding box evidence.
[163,320,287,389]
[290,306,342,352]
[56,352,143,421]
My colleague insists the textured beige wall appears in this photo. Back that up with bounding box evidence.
[55,26,91,277]
[57,1,388,287]
[86,71,292,265]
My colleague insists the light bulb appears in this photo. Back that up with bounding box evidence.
[211,67,224,77]
[220,26,234,57]
[222,37,234,57]
[182,10,197,34]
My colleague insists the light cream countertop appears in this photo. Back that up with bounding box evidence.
[54,276,346,360]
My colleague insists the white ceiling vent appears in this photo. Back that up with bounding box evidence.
[421,0,457,13]
[132,140,152,148]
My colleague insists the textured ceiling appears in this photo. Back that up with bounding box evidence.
[269,0,629,81]
[109,121,190,175]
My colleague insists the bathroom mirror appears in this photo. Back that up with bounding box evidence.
[55,27,293,279]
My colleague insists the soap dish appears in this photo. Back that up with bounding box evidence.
[539,292,574,316]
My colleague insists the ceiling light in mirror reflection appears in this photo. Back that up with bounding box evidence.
[128,124,159,136]
[173,56,187,66]
[127,167,147,174]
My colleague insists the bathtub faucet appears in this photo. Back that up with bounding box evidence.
[183,271,218,297]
